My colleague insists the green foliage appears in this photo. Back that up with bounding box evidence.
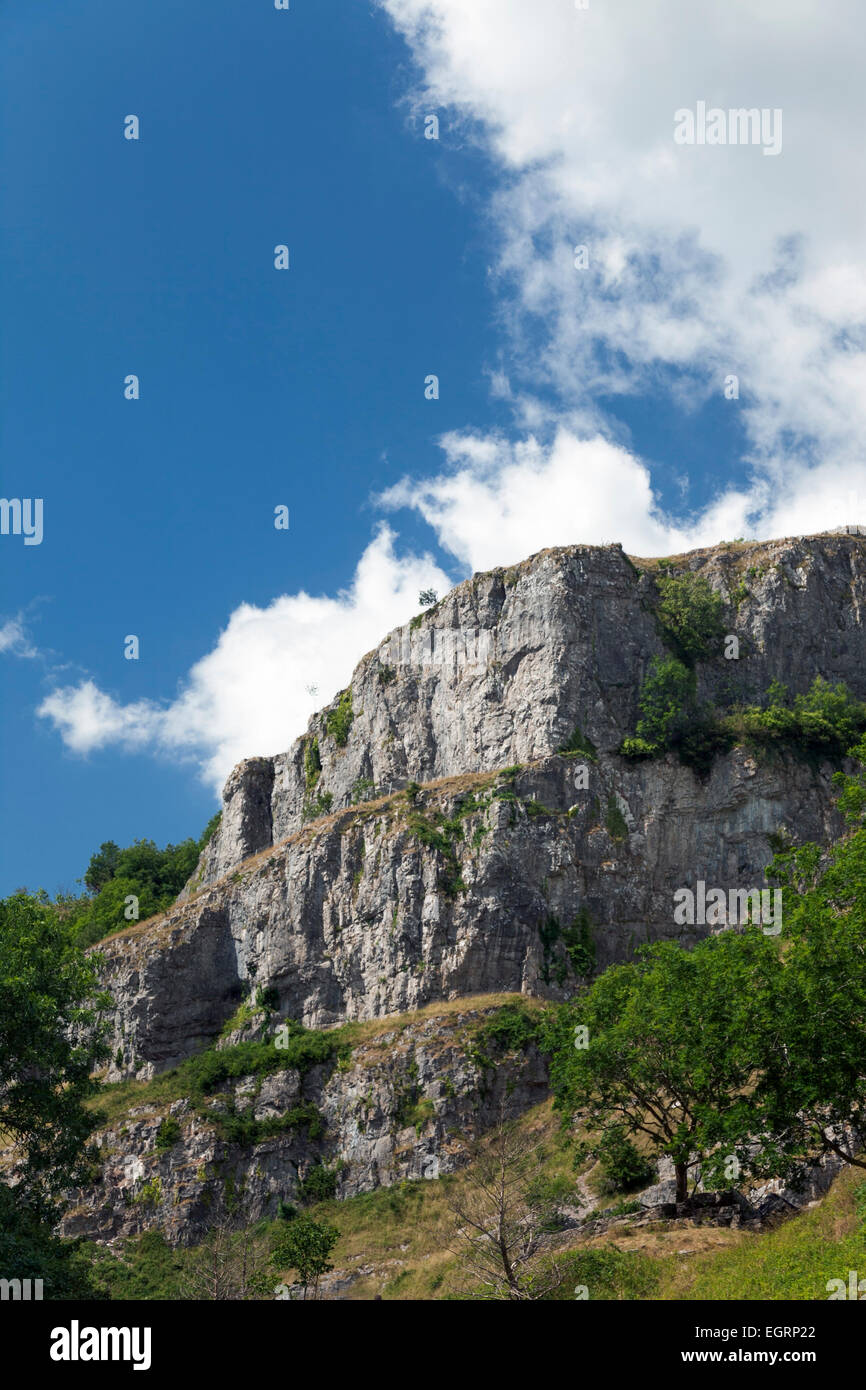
[596,1126,655,1194]
[619,736,658,760]
[558,725,597,760]
[539,910,595,986]
[97,1024,348,1149]
[604,794,627,840]
[468,1002,541,1070]
[304,736,322,791]
[199,812,222,849]
[216,1100,324,1147]
[0,891,109,1215]
[298,1163,339,1204]
[325,689,354,747]
[0,1184,104,1300]
[562,908,595,978]
[736,677,866,757]
[84,841,120,893]
[634,655,697,749]
[132,1176,162,1208]
[544,1246,660,1300]
[546,929,784,1201]
[85,1230,187,1301]
[377,664,396,685]
[67,818,220,949]
[403,794,489,898]
[272,1212,340,1299]
[655,570,725,665]
[349,776,376,804]
[624,671,866,776]
[154,1116,181,1152]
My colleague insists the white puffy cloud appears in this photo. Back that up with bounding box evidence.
[380,426,866,570]
[36,3,866,792]
[37,526,450,792]
[379,0,866,475]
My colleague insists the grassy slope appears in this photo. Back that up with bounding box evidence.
[87,1093,866,1300]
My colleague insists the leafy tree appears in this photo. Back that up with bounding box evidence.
[634,654,697,750]
[656,571,725,665]
[272,1212,339,1300]
[0,891,109,1211]
[84,841,121,893]
[732,735,866,1182]
[418,588,439,607]
[546,930,782,1203]
[0,891,109,1296]
[68,820,217,949]
[0,1186,101,1299]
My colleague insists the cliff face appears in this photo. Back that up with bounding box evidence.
[58,1001,549,1247]
[101,749,843,1082]
[72,531,866,1243]
[189,533,866,892]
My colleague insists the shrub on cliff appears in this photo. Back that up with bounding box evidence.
[655,570,725,665]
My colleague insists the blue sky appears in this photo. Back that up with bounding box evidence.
[2,0,863,894]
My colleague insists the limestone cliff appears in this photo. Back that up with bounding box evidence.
[188,532,866,891]
[64,531,866,1244]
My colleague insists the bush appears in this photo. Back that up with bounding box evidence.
[635,655,697,749]
[325,690,353,747]
[596,1127,655,1194]
[298,1164,339,1204]
[304,737,322,791]
[604,795,628,841]
[558,725,597,760]
[619,736,657,759]
[656,571,725,665]
[154,1117,181,1152]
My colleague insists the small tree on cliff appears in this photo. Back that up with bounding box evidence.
[546,930,782,1203]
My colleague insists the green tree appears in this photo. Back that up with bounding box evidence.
[546,930,781,1203]
[272,1213,339,1300]
[634,654,697,750]
[656,571,725,665]
[84,840,121,893]
[0,891,109,1209]
[735,736,866,1181]
[0,891,109,1296]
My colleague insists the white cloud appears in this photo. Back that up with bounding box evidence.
[380,426,866,571]
[37,526,450,792]
[378,0,866,474]
[0,616,37,659]
[36,3,866,792]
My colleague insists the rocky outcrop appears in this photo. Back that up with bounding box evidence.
[100,747,843,1082]
[59,1002,548,1247]
[190,533,866,892]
